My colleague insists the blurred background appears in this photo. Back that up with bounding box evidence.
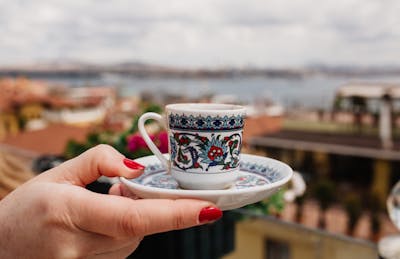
[1,0,400,258]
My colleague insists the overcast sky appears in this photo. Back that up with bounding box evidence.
[0,0,399,68]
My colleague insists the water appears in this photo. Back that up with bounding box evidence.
[44,74,400,109]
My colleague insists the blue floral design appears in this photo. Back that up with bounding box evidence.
[198,134,228,169]
[169,135,177,161]
[168,113,245,131]
[170,132,241,172]
[235,175,268,189]
[147,175,179,189]
[240,162,283,182]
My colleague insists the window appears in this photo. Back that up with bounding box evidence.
[265,239,290,259]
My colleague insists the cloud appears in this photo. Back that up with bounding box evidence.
[0,0,399,67]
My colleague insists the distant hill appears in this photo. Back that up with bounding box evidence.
[0,61,400,79]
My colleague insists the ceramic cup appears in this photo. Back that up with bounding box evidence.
[138,103,246,190]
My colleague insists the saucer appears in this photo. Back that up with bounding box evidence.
[120,154,293,211]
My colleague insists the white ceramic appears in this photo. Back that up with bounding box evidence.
[120,154,293,211]
[138,103,246,190]
[378,235,400,259]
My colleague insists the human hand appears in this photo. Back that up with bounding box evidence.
[0,145,222,259]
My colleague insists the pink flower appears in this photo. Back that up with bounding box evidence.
[157,131,169,153]
[127,134,153,152]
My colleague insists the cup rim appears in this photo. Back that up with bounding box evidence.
[166,103,246,114]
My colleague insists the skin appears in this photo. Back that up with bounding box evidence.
[0,145,219,259]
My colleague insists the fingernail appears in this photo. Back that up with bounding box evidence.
[123,158,145,170]
[198,207,223,223]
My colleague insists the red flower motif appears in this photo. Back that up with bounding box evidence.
[207,146,223,161]
[179,136,190,145]
[194,162,200,168]
[224,136,230,141]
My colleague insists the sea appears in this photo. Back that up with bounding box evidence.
[44,74,400,110]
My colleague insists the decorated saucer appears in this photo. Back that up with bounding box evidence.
[120,154,293,211]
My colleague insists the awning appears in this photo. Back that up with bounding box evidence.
[336,83,400,99]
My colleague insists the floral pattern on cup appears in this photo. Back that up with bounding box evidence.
[168,113,245,131]
[169,132,242,172]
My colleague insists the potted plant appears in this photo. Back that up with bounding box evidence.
[312,179,336,228]
[343,193,362,235]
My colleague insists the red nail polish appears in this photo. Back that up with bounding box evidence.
[123,158,145,170]
[198,207,223,223]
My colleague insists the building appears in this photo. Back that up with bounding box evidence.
[0,123,91,163]
[223,212,378,259]
[0,77,49,139]
[222,83,400,259]
[42,86,117,126]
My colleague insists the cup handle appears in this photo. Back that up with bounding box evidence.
[138,112,169,169]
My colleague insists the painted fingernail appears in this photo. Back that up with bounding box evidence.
[199,207,223,223]
[123,158,145,170]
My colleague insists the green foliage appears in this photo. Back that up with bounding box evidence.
[65,140,90,159]
[364,192,383,211]
[144,103,162,114]
[86,132,102,146]
[343,193,362,232]
[63,103,163,159]
[333,96,343,111]
[312,179,336,211]
[127,103,162,133]
[242,189,285,217]
[370,212,381,234]
[350,96,367,112]
[364,192,382,234]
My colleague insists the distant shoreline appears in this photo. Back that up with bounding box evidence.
[1,64,400,79]
[3,70,400,110]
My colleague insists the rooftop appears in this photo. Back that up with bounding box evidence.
[0,123,91,156]
[243,115,282,143]
[0,77,116,111]
[0,77,48,112]
[250,130,400,160]
[336,82,400,99]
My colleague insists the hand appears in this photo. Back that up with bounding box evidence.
[0,145,222,259]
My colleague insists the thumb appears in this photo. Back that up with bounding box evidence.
[71,192,223,237]
[41,144,145,186]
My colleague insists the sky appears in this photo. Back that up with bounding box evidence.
[0,0,400,68]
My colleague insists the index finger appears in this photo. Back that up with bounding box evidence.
[69,191,222,237]
[40,144,145,186]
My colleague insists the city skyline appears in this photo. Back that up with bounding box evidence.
[1,0,400,68]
